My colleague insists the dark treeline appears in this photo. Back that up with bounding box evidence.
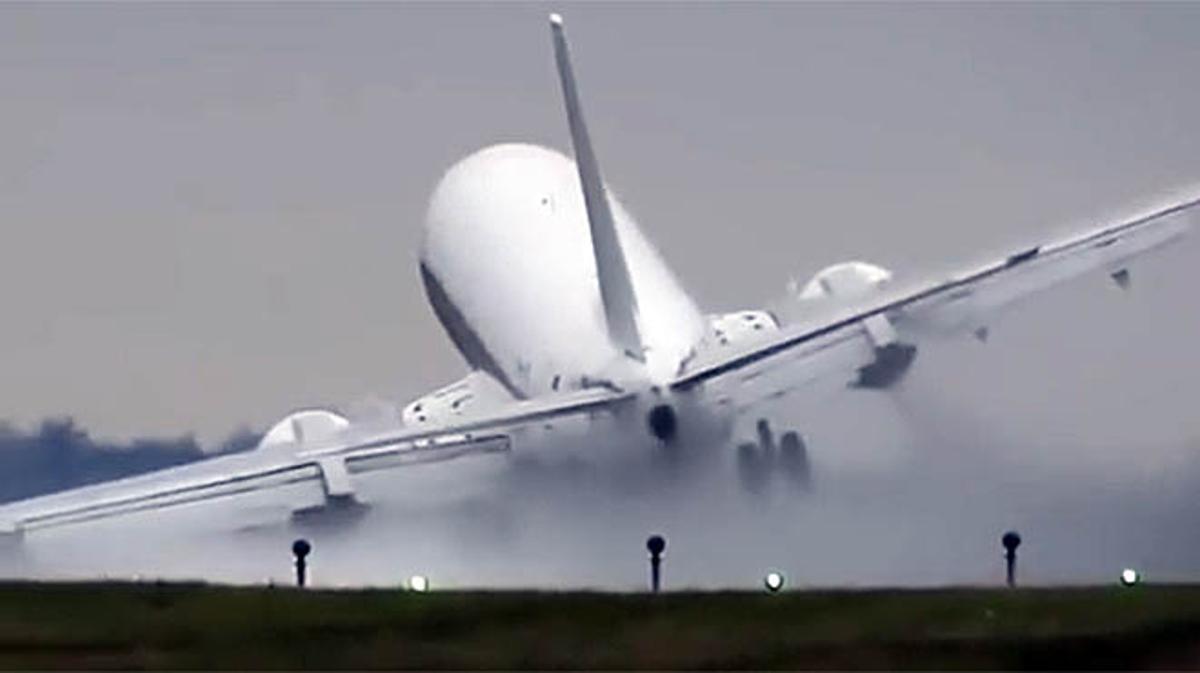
[0,418,259,504]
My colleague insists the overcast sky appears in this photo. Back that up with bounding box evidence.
[2,1,1200,455]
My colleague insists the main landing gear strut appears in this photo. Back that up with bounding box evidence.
[736,418,811,495]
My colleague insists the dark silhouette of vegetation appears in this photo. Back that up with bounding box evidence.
[0,418,259,504]
[0,583,1197,669]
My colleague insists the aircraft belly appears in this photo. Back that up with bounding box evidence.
[421,144,705,395]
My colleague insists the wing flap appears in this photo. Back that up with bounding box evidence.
[904,195,1194,334]
[0,388,630,537]
[674,191,1199,394]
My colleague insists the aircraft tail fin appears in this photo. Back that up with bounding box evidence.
[550,14,644,361]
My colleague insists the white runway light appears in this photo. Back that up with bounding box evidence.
[408,575,429,592]
[1120,568,1141,586]
[764,571,785,593]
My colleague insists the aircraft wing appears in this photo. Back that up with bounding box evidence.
[673,192,1200,407]
[0,388,632,537]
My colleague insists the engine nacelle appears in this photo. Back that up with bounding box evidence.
[793,261,893,302]
[257,409,350,449]
[786,262,917,389]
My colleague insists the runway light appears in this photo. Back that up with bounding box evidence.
[408,575,429,592]
[764,571,785,593]
[1120,568,1141,587]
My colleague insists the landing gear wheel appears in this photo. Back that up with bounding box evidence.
[737,442,769,495]
[778,430,812,491]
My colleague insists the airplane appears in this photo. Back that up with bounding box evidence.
[0,13,1196,553]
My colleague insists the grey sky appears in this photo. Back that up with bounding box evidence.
[2,0,1200,456]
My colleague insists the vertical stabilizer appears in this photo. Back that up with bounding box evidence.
[550,14,645,361]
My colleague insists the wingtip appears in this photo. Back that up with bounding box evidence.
[549,13,563,27]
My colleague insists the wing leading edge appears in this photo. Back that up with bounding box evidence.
[674,192,1200,398]
[0,387,632,537]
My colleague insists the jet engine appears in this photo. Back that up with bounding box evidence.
[257,409,350,449]
[792,261,893,302]
[788,261,916,388]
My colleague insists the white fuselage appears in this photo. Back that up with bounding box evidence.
[420,143,708,399]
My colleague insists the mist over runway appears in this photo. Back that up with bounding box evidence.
[6,321,1200,590]
[2,3,1200,590]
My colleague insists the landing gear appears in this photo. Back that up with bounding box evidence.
[778,431,811,491]
[737,441,769,495]
[735,419,811,495]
